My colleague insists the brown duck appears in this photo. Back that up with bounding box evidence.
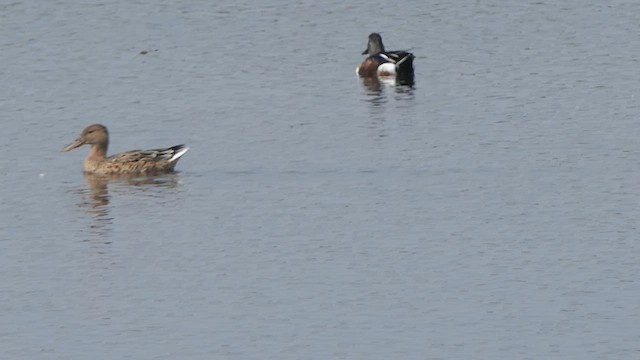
[63,124,188,175]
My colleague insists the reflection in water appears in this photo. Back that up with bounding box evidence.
[360,75,385,94]
[359,75,417,140]
[360,74,415,91]
[73,173,181,242]
[359,75,415,106]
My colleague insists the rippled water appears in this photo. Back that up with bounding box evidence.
[2,0,640,359]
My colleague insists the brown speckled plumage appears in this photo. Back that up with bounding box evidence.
[63,124,188,175]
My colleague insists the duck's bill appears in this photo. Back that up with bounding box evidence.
[62,139,84,152]
[362,48,368,55]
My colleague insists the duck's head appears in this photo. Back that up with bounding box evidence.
[362,33,385,56]
[63,124,109,152]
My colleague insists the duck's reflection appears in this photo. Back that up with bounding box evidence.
[359,75,415,104]
[358,75,417,140]
[360,75,385,94]
[75,173,181,241]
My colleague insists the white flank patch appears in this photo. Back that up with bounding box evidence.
[377,63,396,76]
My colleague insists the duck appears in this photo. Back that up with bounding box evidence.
[63,124,188,175]
[357,33,414,81]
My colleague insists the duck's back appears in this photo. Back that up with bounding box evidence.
[85,145,188,175]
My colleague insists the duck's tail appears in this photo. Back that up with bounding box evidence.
[168,144,189,162]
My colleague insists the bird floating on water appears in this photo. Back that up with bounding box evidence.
[63,124,188,175]
[357,33,414,83]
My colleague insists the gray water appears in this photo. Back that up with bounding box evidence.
[2,0,640,359]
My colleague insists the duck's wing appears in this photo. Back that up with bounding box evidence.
[384,50,414,64]
[109,145,189,164]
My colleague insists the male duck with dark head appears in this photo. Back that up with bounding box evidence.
[357,33,414,81]
[63,124,188,175]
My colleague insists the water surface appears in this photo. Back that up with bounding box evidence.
[2,1,640,359]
